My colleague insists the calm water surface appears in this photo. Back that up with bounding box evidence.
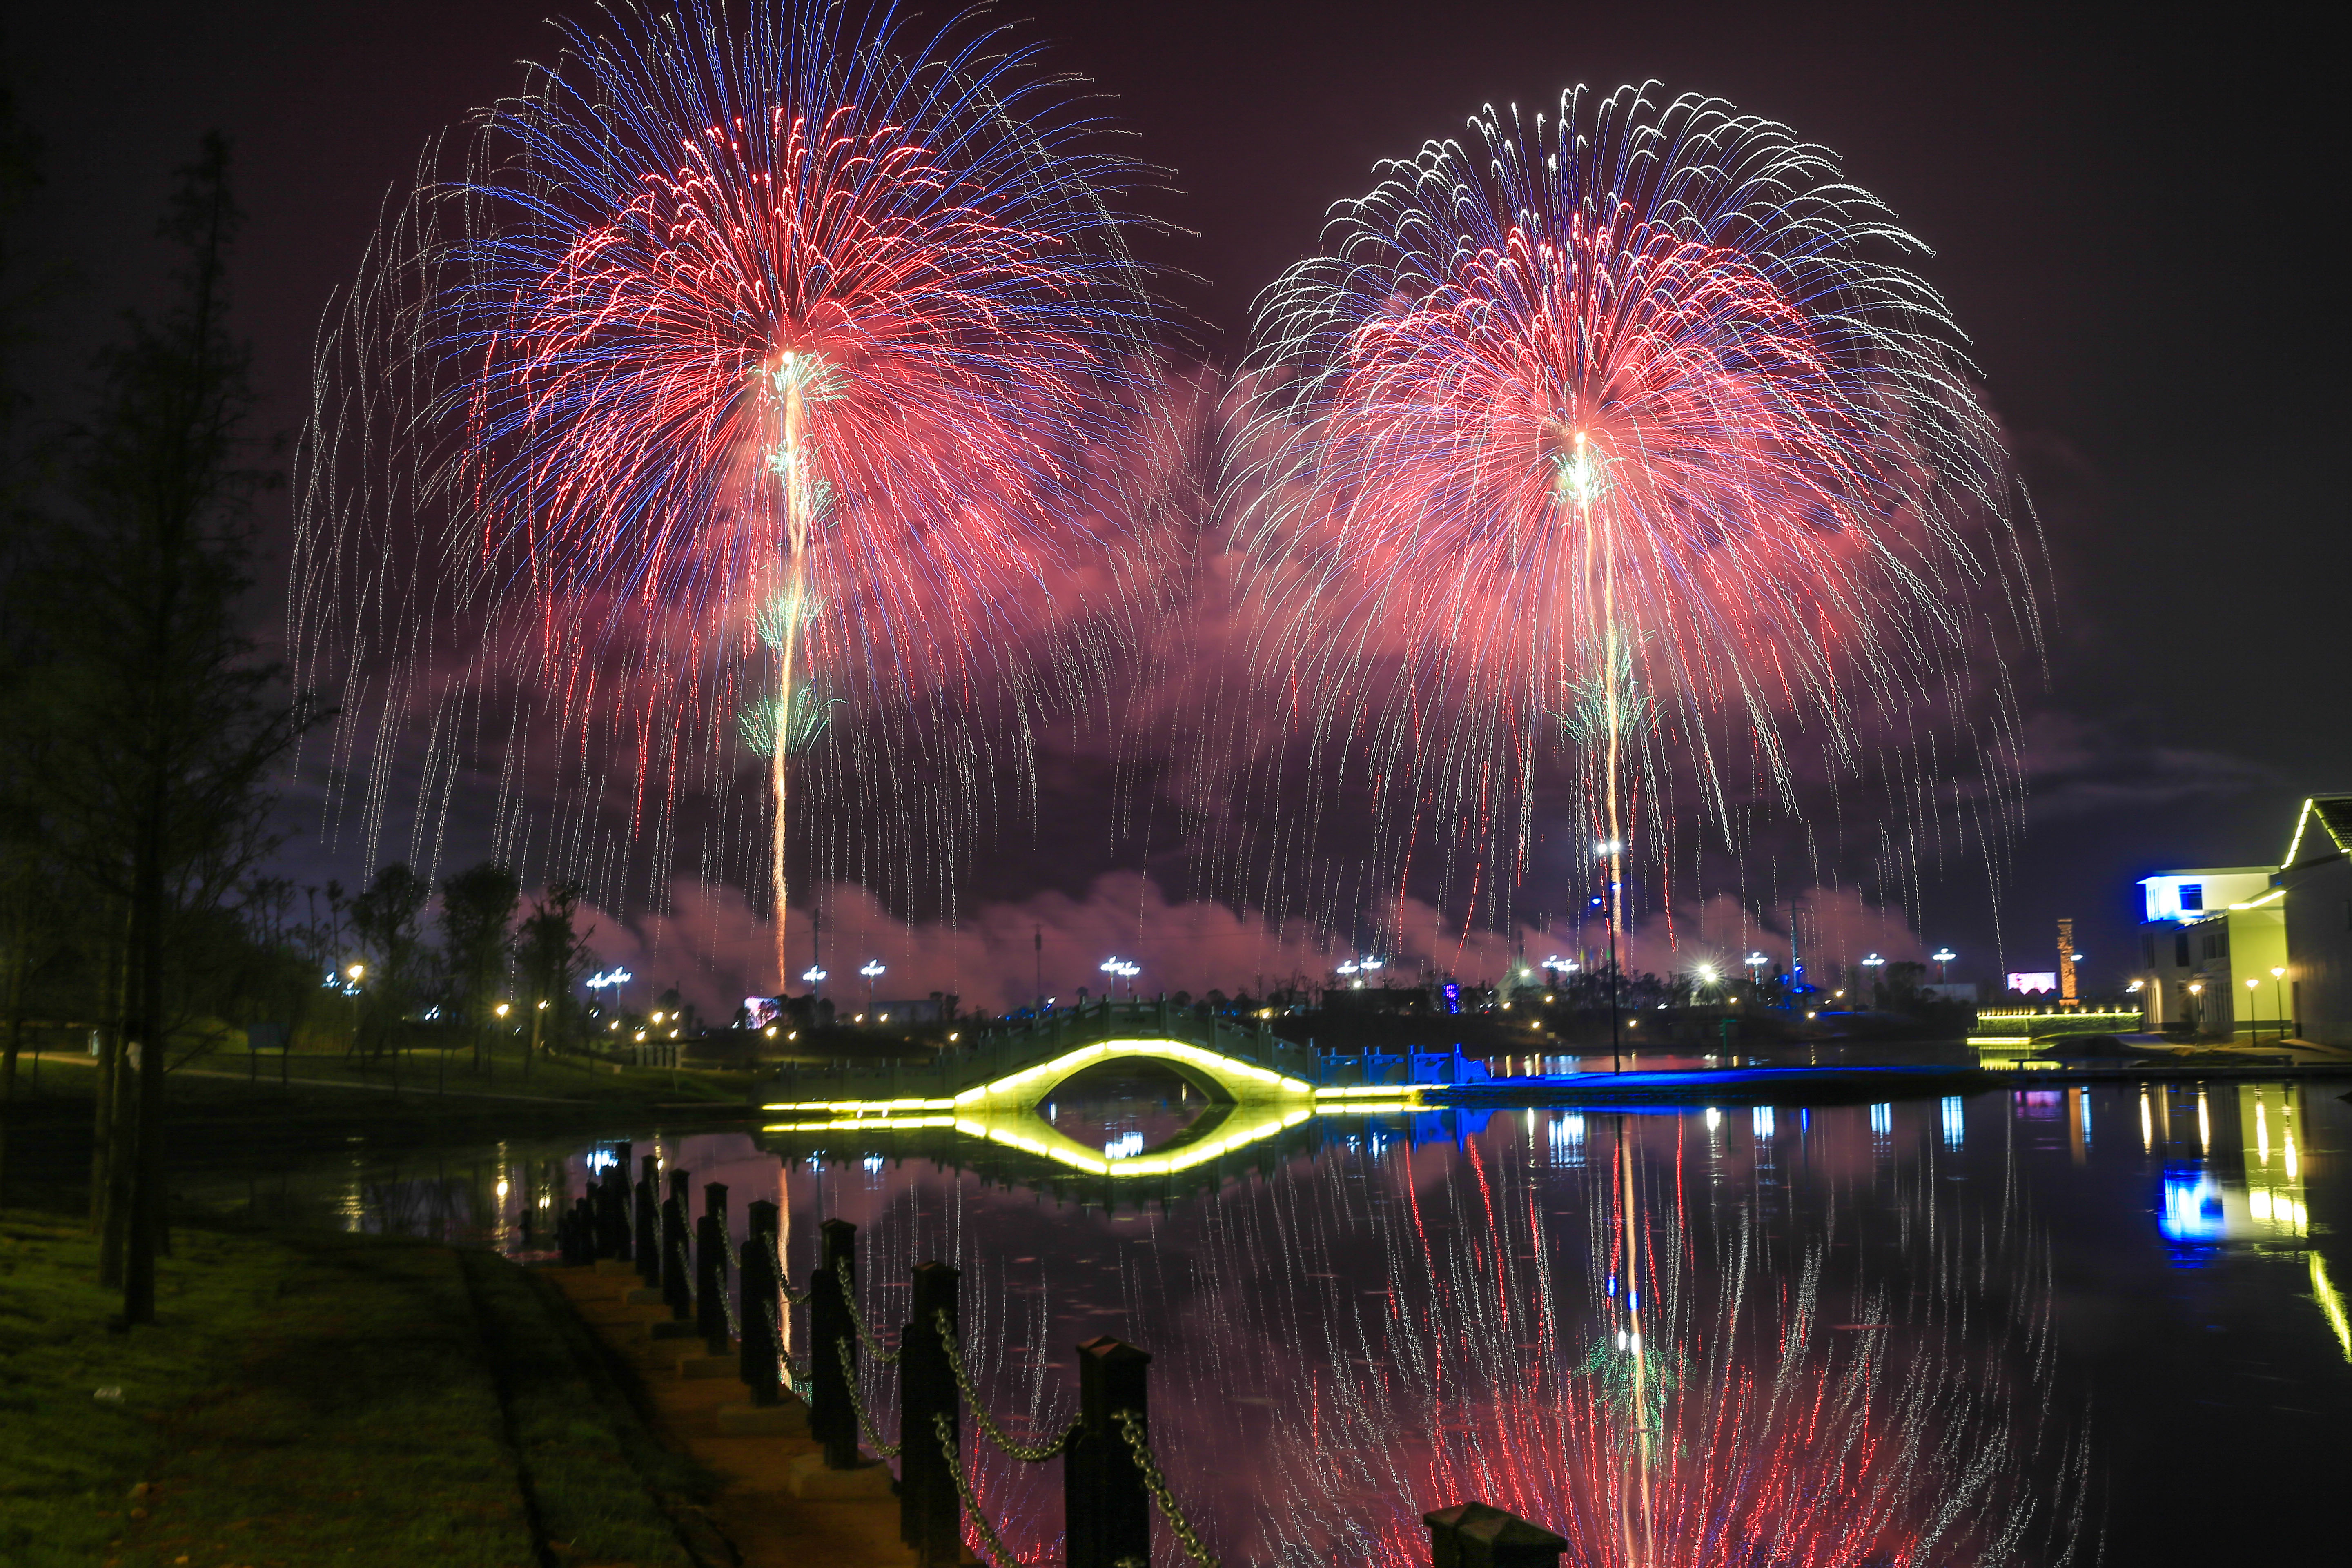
[198,1073,2352,1564]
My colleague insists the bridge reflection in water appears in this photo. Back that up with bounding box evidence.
[762,1034,1423,1195]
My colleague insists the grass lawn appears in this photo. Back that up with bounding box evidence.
[0,1212,717,1567]
[12,1036,757,1107]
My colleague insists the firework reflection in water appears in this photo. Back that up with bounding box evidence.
[810,1104,2088,1568]
[1231,1114,2089,1568]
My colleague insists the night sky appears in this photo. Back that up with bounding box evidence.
[7,1,2334,1001]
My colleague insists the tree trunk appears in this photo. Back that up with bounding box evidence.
[99,1030,136,1287]
[0,948,24,1207]
[90,940,119,1233]
[122,761,169,1324]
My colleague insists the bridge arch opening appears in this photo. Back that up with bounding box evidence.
[956,1038,1314,1111]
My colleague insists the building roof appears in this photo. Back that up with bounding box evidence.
[2282,795,2352,866]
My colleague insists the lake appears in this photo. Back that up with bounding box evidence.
[200,1069,2350,1565]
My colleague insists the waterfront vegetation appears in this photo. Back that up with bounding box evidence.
[0,1211,710,1567]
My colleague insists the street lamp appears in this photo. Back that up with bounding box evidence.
[860,959,885,1014]
[1860,952,1885,1007]
[1932,948,1956,984]
[2246,976,2260,1042]
[2272,966,2289,1042]
[801,964,827,994]
[1099,956,1140,999]
[1589,841,1626,1071]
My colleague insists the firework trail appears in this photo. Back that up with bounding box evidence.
[294,1,1165,974]
[1227,85,2041,955]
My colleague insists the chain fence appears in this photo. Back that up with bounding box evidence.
[838,1337,902,1457]
[1115,1409,1221,1568]
[649,1231,1224,1568]
[836,1254,902,1363]
[936,1308,1079,1463]
[769,1234,813,1305]
[933,1410,1031,1568]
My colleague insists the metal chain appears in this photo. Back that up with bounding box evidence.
[838,1337,902,1457]
[1114,1409,1220,1568]
[935,1309,1078,1463]
[770,1235,812,1306]
[762,1300,814,1399]
[934,1410,1029,1568]
[835,1254,902,1363]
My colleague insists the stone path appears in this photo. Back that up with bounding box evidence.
[548,1261,923,1568]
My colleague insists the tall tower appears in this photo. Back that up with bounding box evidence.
[2057,918,2078,1007]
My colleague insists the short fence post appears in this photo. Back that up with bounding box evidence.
[698,1182,730,1354]
[601,1145,631,1259]
[811,1217,859,1468]
[661,1169,691,1319]
[900,1261,960,1563]
[1422,1503,1568,1568]
[740,1198,781,1406]
[635,1155,661,1286]
[1065,1336,1151,1568]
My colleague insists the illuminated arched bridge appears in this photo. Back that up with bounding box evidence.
[760,1002,1418,1178]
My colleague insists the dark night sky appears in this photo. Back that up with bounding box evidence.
[7,1,2336,993]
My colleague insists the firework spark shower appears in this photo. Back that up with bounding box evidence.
[1226,85,2042,954]
[293,0,1165,983]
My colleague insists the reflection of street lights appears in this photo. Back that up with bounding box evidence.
[1932,948,1956,984]
[2272,966,2288,1042]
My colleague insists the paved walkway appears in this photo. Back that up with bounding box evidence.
[548,1263,922,1568]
